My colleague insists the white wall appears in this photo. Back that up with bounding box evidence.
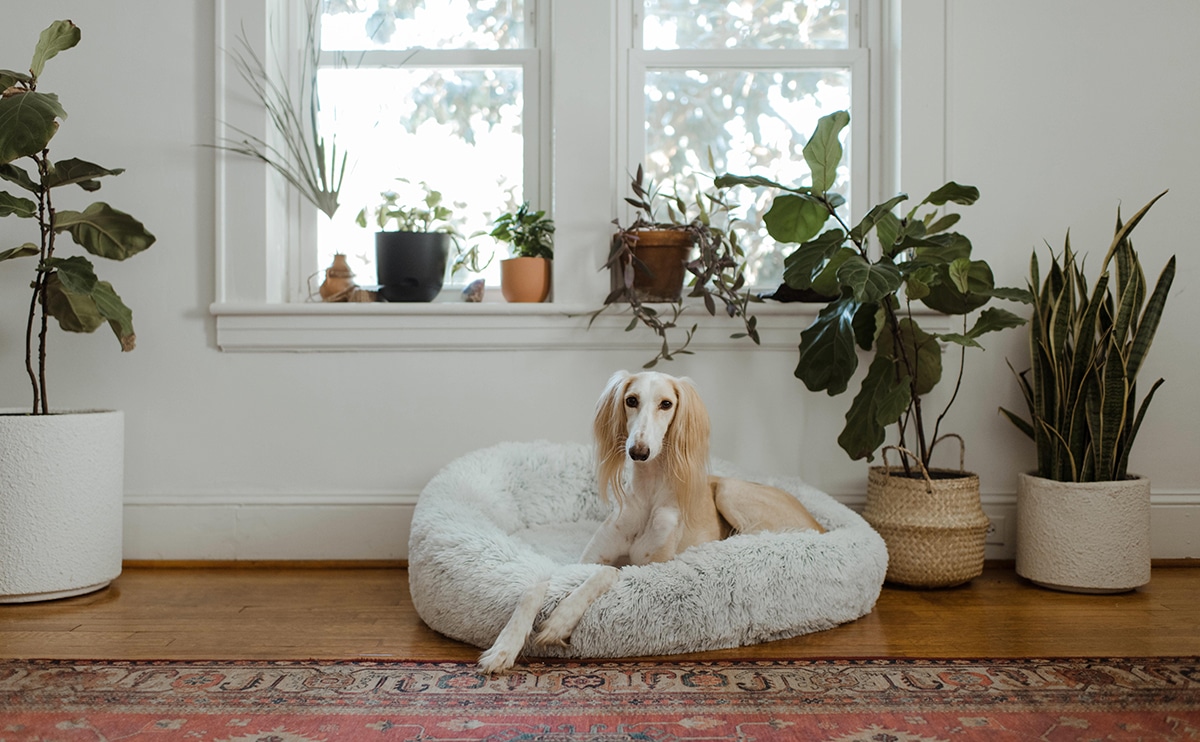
[1,1,1195,561]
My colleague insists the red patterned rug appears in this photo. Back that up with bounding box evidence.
[2,657,1199,741]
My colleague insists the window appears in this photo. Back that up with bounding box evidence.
[623,0,868,288]
[310,1,546,293]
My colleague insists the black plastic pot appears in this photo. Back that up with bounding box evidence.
[375,232,450,302]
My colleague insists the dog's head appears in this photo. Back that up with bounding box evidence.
[594,370,710,505]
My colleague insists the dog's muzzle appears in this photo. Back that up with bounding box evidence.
[628,442,650,461]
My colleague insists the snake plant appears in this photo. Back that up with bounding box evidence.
[1001,192,1175,482]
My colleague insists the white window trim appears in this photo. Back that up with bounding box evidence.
[212,0,923,354]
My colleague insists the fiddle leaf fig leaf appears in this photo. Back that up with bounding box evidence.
[0,243,39,262]
[967,306,1027,338]
[43,254,97,294]
[811,246,857,298]
[43,271,104,333]
[838,354,910,462]
[879,318,942,395]
[0,91,66,165]
[53,202,156,260]
[0,190,36,218]
[782,228,845,290]
[30,20,81,79]
[796,294,860,395]
[837,255,903,304]
[849,194,908,243]
[0,163,38,192]
[92,280,136,350]
[803,109,849,193]
[763,193,828,244]
[920,181,980,208]
[46,158,124,190]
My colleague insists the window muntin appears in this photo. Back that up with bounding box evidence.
[320,0,527,50]
[632,0,859,288]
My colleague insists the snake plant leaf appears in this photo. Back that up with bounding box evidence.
[0,190,36,218]
[0,91,66,165]
[1115,377,1165,479]
[53,202,157,260]
[796,293,860,395]
[30,20,81,79]
[782,228,846,290]
[43,271,104,333]
[46,158,124,190]
[803,109,850,193]
[838,354,910,461]
[763,193,828,244]
[1126,255,1175,381]
[837,254,903,304]
[0,243,39,262]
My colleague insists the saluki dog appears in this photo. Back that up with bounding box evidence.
[477,370,825,674]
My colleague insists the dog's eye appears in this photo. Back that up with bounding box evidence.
[659,400,673,410]
[625,396,639,408]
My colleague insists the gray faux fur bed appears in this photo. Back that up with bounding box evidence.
[408,441,888,659]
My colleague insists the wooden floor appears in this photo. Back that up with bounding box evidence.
[1,564,1197,661]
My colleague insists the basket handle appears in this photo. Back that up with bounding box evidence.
[880,445,934,493]
[931,433,967,473]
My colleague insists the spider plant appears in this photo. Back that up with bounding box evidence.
[1001,192,1175,482]
[218,1,347,219]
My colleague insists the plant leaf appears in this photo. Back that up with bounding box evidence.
[849,194,908,243]
[0,190,36,218]
[92,280,136,351]
[763,194,828,244]
[30,20,81,78]
[837,255,903,304]
[879,317,942,395]
[837,354,909,462]
[0,91,66,165]
[54,202,156,260]
[966,306,1027,339]
[43,271,105,333]
[803,110,850,193]
[46,158,124,190]
[795,294,860,395]
[920,181,980,207]
[0,163,38,192]
[44,254,97,294]
[0,243,39,262]
[781,228,845,290]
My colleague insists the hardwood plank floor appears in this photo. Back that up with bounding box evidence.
[1,564,1197,661]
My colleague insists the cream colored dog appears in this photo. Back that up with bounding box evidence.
[477,370,825,674]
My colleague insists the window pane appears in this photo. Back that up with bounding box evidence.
[321,0,526,51]
[316,67,523,288]
[643,0,849,50]
[644,67,850,287]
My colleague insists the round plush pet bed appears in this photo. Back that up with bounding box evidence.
[408,441,888,659]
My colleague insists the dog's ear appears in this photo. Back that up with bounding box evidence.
[594,371,632,504]
[667,376,710,452]
[665,376,711,524]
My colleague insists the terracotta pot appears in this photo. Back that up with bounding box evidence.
[616,229,694,302]
[1016,472,1151,593]
[500,257,551,303]
[319,253,356,301]
[0,410,124,603]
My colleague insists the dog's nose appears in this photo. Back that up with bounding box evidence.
[628,443,650,461]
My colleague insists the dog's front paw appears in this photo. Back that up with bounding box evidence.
[531,613,577,648]
[477,645,517,675]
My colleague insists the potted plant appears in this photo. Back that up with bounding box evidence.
[1001,192,1174,593]
[356,180,462,302]
[591,166,761,368]
[1,21,157,602]
[719,110,1029,587]
[489,202,554,303]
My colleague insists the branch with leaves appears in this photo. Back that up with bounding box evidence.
[719,111,1030,472]
[1,21,156,414]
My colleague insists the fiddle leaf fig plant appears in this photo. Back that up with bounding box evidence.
[718,110,1029,471]
[1,20,157,414]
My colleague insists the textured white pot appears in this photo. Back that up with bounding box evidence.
[1016,472,1151,594]
[0,409,124,603]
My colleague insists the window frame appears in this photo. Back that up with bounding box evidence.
[212,0,911,353]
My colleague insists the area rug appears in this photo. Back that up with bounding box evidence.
[2,657,1199,741]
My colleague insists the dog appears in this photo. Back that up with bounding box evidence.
[476,370,825,674]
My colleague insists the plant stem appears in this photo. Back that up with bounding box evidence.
[35,151,55,414]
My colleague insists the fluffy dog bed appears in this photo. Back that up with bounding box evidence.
[408,441,888,659]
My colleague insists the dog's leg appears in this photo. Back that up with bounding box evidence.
[531,565,619,647]
[477,579,550,675]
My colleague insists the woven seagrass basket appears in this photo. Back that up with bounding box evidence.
[862,440,987,588]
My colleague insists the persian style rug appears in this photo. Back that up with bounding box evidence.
[2,657,1199,741]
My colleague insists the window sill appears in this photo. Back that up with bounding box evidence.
[210,300,829,353]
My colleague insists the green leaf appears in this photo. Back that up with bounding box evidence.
[988,285,1034,303]
[879,318,942,395]
[795,294,860,395]
[0,190,36,218]
[782,228,845,290]
[948,257,973,293]
[966,306,1027,339]
[0,163,38,192]
[803,110,850,193]
[44,255,97,294]
[53,202,156,260]
[837,354,910,462]
[0,91,66,165]
[713,173,792,191]
[920,181,980,207]
[43,271,104,333]
[0,243,39,262]
[46,158,124,190]
[1,69,34,88]
[905,274,931,301]
[921,259,995,315]
[924,212,961,235]
[837,256,902,304]
[763,193,828,244]
[812,246,857,298]
[92,280,136,351]
[849,194,908,243]
[30,20,81,79]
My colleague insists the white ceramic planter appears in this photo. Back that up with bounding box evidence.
[0,409,124,603]
[1016,472,1151,593]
